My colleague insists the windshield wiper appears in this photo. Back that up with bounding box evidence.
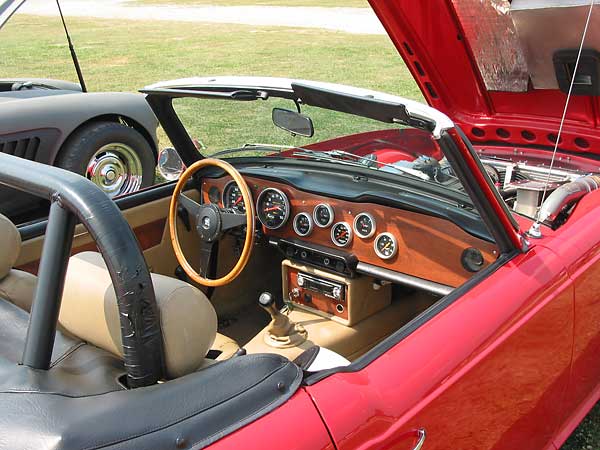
[211,143,313,158]
[293,149,430,181]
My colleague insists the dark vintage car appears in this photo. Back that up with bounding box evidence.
[0,0,158,220]
[1,1,600,449]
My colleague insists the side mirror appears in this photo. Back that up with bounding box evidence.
[157,147,185,181]
[272,108,314,137]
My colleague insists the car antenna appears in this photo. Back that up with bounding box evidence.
[528,0,595,239]
[55,0,87,93]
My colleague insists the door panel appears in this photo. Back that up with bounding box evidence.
[16,190,201,280]
[307,246,573,450]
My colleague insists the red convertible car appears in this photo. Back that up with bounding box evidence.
[0,1,599,449]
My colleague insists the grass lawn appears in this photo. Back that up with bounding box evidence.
[1,14,600,449]
[1,14,420,150]
[133,0,369,7]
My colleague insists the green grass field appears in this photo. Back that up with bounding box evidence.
[1,13,599,449]
[134,0,369,7]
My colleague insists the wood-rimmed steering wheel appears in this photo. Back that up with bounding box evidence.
[169,159,255,287]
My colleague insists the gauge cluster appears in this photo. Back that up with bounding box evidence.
[202,175,495,286]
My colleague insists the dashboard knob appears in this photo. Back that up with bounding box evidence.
[297,275,305,287]
[332,286,341,300]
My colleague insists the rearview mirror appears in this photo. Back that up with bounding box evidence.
[157,147,185,181]
[272,108,314,137]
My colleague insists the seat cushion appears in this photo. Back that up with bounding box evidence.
[59,252,219,379]
[0,269,37,312]
[0,214,20,280]
[213,332,241,360]
[0,297,124,397]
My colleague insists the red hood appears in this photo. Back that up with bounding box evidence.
[369,0,600,157]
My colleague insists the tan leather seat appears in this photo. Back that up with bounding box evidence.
[59,251,240,379]
[0,214,37,312]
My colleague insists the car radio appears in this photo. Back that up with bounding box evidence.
[296,272,346,302]
[282,259,390,326]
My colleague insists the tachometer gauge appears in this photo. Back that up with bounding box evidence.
[353,212,376,239]
[293,212,313,237]
[314,203,334,228]
[222,181,246,213]
[374,232,398,260]
[257,188,290,229]
[331,222,352,247]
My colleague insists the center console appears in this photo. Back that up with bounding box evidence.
[282,259,390,326]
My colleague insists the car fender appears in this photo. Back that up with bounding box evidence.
[0,92,158,164]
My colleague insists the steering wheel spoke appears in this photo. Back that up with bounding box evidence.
[221,210,248,231]
[198,240,218,279]
[179,193,202,216]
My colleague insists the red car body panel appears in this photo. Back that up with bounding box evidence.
[208,390,335,450]
[306,244,573,450]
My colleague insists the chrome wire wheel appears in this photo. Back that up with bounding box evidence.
[86,143,143,197]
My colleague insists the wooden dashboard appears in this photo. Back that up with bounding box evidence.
[202,176,498,287]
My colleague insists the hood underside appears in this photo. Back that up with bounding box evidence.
[369,0,600,157]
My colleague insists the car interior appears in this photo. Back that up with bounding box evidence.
[5,154,499,374]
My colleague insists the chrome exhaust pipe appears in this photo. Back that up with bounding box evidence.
[538,175,600,223]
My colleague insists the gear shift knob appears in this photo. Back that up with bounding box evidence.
[259,292,274,308]
[257,292,307,346]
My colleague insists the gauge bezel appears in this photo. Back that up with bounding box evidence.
[293,212,314,237]
[353,212,376,239]
[222,180,245,211]
[313,203,335,228]
[331,221,353,247]
[256,187,291,230]
[374,232,398,260]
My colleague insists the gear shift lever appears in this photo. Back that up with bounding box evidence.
[258,292,307,347]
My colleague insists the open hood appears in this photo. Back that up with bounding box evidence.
[369,0,600,156]
[0,0,24,30]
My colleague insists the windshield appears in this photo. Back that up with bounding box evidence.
[171,91,466,198]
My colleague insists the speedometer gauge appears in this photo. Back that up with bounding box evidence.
[374,232,398,260]
[331,222,352,247]
[257,188,290,229]
[293,212,313,237]
[314,203,334,228]
[353,212,376,239]
[222,181,246,213]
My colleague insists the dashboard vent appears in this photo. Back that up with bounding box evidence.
[0,137,40,161]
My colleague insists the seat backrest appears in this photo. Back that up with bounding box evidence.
[0,214,37,312]
[59,252,218,379]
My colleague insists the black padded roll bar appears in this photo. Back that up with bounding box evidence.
[0,153,165,388]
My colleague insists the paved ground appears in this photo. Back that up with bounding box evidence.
[21,0,386,34]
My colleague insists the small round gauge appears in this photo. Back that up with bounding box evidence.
[353,212,376,239]
[331,222,353,247]
[374,232,398,260]
[293,212,313,237]
[313,203,334,228]
[208,186,221,204]
[222,181,246,213]
[461,247,485,272]
[257,188,290,229]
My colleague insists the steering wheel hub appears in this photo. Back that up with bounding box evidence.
[197,204,222,242]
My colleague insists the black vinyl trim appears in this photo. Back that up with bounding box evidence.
[440,128,517,254]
